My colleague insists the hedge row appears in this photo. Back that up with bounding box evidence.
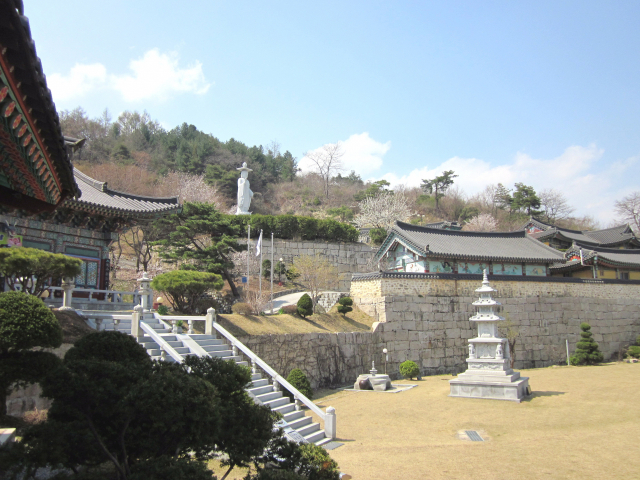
[224,214,359,243]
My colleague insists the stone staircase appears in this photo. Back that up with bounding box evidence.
[92,311,333,446]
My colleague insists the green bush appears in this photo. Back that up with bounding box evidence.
[280,305,298,315]
[336,296,353,315]
[570,323,604,365]
[0,291,63,353]
[151,269,223,314]
[232,302,253,315]
[129,456,215,480]
[297,294,313,318]
[285,368,313,400]
[285,265,300,282]
[156,305,169,315]
[399,360,420,380]
[369,228,388,245]
[626,346,640,359]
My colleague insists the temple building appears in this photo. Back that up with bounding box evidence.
[375,221,564,276]
[0,2,181,292]
[1,167,180,290]
[550,244,640,280]
[522,217,640,250]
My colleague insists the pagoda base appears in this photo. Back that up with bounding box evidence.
[449,359,530,402]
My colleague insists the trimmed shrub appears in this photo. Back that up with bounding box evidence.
[285,368,313,400]
[0,291,63,353]
[336,296,353,315]
[570,322,604,365]
[156,305,169,315]
[130,456,215,480]
[297,294,313,318]
[626,346,640,359]
[369,228,387,245]
[232,302,253,315]
[399,360,420,380]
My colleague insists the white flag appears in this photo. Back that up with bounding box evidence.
[255,230,263,257]
[580,249,584,265]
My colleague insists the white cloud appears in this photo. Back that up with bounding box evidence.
[48,63,108,101]
[299,132,390,177]
[48,49,210,103]
[378,144,635,223]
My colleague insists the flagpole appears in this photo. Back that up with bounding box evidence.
[259,229,263,297]
[270,232,274,314]
[247,225,251,288]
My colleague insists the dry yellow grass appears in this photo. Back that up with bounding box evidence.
[307,362,640,480]
[216,305,375,337]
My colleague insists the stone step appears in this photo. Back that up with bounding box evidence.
[194,339,225,346]
[272,403,295,415]
[251,379,269,388]
[251,373,262,381]
[201,345,230,353]
[248,385,274,396]
[282,410,304,422]
[236,361,249,367]
[303,427,325,444]
[221,355,242,362]
[208,351,234,359]
[287,416,312,430]
[262,396,289,409]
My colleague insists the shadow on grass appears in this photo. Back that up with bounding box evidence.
[523,391,565,401]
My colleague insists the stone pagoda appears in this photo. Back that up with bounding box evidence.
[449,270,529,402]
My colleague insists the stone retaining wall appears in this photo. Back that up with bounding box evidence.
[250,239,376,291]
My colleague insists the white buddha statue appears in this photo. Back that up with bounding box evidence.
[236,162,253,215]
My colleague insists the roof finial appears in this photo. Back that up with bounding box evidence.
[482,268,489,285]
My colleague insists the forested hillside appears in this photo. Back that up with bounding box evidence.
[61,108,607,238]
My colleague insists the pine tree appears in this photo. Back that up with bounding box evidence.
[570,323,604,365]
[296,294,313,318]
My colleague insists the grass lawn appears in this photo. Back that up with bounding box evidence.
[215,305,375,336]
[306,362,640,480]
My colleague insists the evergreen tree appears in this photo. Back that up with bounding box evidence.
[570,323,604,365]
[336,297,353,315]
[296,294,313,318]
[285,369,313,400]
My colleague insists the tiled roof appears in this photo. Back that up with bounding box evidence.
[522,217,638,247]
[376,221,565,263]
[551,245,640,272]
[424,221,462,230]
[64,169,180,217]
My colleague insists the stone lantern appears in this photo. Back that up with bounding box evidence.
[137,271,153,313]
[449,270,529,402]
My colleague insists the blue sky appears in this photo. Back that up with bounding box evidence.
[25,0,640,222]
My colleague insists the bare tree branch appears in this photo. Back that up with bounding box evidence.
[303,142,344,198]
[614,191,640,232]
[354,191,411,230]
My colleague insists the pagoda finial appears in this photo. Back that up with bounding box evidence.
[482,268,489,285]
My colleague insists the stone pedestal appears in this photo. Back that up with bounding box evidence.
[353,362,392,391]
[449,271,529,403]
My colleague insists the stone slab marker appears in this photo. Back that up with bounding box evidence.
[449,270,530,402]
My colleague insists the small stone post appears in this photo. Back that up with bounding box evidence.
[131,305,143,338]
[206,307,216,336]
[59,277,75,311]
[325,406,336,440]
[137,272,152,312]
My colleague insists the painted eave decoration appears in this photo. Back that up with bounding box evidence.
[0,0,78,213]
[552,244,640,272]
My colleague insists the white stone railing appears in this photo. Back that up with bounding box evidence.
[83,312,133,331]
[45,286,141,309]
[153,308,337,440]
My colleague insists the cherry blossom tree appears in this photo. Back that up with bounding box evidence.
[354,192,411,230]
